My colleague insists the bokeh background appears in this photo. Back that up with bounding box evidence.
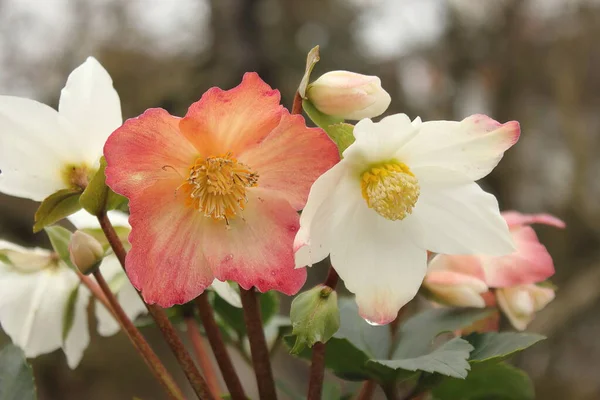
[1,0,599,399]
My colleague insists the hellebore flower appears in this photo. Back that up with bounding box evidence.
[0,57,121,201]
[295,113,520,325]
[0,212,146,368]
[424,255,489,308]
[103,73,339,307]
[307,71,391,120]
[496,284,555,331]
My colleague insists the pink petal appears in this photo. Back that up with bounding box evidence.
[126,179,215,307]
[502,211,566,229]
[179,73,284,157]
[104,108,197,199]
[239,111,339,210]
[201,188,306,295]
[481,225,555,288]
[428,254,486,281]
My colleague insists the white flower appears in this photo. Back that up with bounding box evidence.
[295,113,520,325]
[307,71,391,120]
[0,57,121,201]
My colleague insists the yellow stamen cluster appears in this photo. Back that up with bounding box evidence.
[360,161,420,221]
[61,163,91,190]
[184,153,258,221]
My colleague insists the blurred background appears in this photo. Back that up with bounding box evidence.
[1,0,599,399]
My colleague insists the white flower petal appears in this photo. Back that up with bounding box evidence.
[329,198,427,325]
[0,96,77,201]
[62,285,91,369]
[0,262,82,361]
[398,115,519,181]
[68,209,130,230]
[0,240,53,273]
[295,162,347,268]
[210,279,242,308]
[343,114,418,165]
[59,57,122,166]
[410,179,514,256]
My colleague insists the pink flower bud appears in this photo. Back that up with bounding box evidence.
[424,269,489,308]
[307,71,391,120]
[69,230,104,274]
[496,284,555,330]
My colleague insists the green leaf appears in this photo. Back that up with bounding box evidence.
[33,189,82,232]
[302,99,344,131]
[465,332,545,364]
[394,308,494,359]
[298,45,321,98]
[106,190,128,211]
[289,285,340,354]
[326,123,355,156]
[0,344,37,400]
[45,226,74,269]
[80,157,109,216]
[432,362,535,400]
[368,337,474,380]
[214,290,279,339]
[62,285,80,341]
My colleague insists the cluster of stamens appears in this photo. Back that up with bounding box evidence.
[360,161,420,221]
[183,153,258,222]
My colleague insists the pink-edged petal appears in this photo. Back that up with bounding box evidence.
[126,180,214,307]
[104,108,198,199]
[427,253,486,281]
[179,73,284,157]
[398,114,520,181]
[424,270,487,308]
[329,196,427,325]
[501,211,566,229]
[409,178,514,256]
[202,188,306,296]
[481,225,555,288]
[238,111,339,210]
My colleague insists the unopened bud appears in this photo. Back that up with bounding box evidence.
[69,230,104,274]
[423,270,489,308]
[306,71,391,120]
[496,284,555,331]
[289,284,340,354]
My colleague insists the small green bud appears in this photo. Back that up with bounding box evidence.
[68,230,104,274]
[289,284,340,354]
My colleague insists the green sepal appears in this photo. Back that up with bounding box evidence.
[33,189,82,233]
[45,226,74,269]
[79,157,109,216]
[289,285,340,354]
[326,123,355,156]
[62,285,80,341]
[0,343,38,400]
[297,45,321,99]
[302,99,344,131]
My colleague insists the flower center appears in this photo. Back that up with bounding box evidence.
[360,161,420,221]
[183,153,258,221]
[62,163,91,190]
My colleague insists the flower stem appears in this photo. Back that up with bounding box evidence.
[184,316,221,398]
[195,292,247,400]
[291,92,303,115]
[307,265,339,400]
[356,380,377,400]
[239,287,278,400]
[97,212,216,400]
[382,383,399,400]
[90,269,185,400]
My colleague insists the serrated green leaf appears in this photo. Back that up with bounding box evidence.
[326,123,355,156]
[298,45,321,98]
[33,189,82,232]
[431,362,535,400]
[465,332,545,364]
[289,285,340,354]
[62,285,80,341]
[0,344,37,400]
[80,157,109,216]
[368,337,474,380]
[302,99,344,131]
[45,226,74,269]
[394,308,494,359]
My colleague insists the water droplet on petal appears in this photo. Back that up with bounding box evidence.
[365,318,383,326]
[224,254,234,262]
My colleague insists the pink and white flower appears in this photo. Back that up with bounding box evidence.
[295,113,519,325]
[104,73,339,307]
[496,284,555,331]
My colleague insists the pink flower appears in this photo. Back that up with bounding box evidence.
[496,284,555,331]
[104,73,339,307]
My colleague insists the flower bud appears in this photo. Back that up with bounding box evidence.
[496,284,555,331]
[69,230,104,274]
[424,269,488,308]
[306,71,391,120]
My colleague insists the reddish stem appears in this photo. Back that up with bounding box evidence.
[185,317,221,398]
[291,92,303,115]
[356,381,377,400]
